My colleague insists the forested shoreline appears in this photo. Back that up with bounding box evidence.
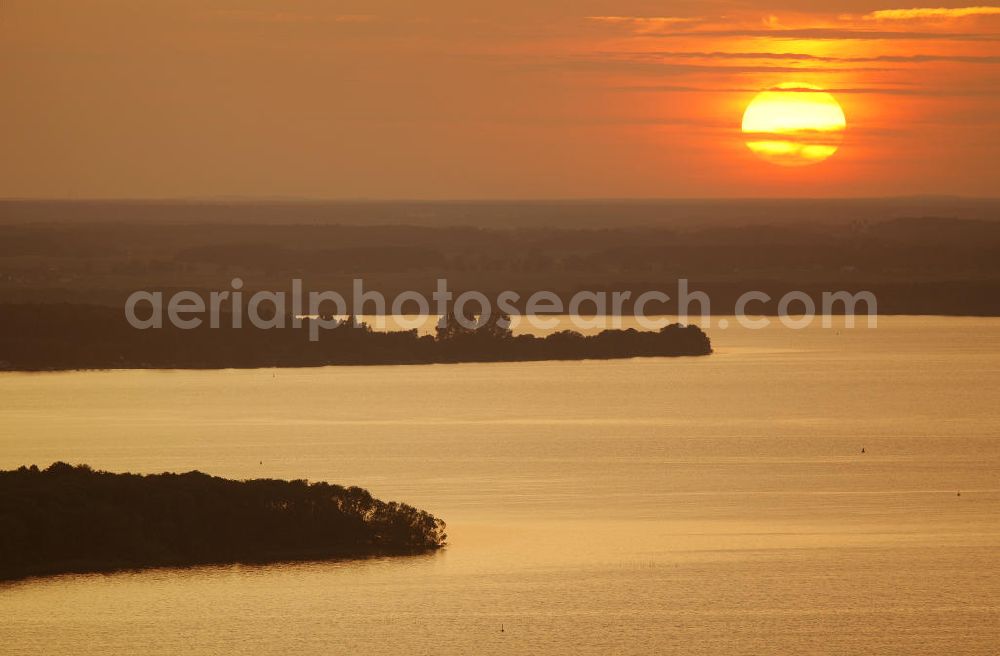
[0,464,447,581]
[0,303,712,371]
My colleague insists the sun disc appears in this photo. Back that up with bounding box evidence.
[741,83,846,166]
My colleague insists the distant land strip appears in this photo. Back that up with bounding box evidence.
[0,304,712,371]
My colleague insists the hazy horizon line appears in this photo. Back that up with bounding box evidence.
[2,195,998,204]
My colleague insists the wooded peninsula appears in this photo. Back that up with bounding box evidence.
[0,463,447,581]
[0,303,712,370]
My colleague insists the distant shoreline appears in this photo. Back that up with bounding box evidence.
[0,304,713,372]
[0,353,711,374]
[1,215,997,315]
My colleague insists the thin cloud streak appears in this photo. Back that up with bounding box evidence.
[613,84,1000,97]
[587,16,702,26]
[862,6,1000,20]
[554,57,894,75]
[644,27,999,40]
[613,50,1000,64]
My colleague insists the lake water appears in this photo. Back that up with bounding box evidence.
[1,316,999,655]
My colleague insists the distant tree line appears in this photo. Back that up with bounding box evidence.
[0,304,712,370]
[2,214,999,314]
[0,463,447,580]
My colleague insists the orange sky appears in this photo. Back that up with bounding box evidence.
[1,1,998,199]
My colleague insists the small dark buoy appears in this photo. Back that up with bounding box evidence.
[861,447,865,454]
[957,491,961,497]
[500,624,504,633]
[259,460,263,465]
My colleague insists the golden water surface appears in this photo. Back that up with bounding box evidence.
[1,317,998,655]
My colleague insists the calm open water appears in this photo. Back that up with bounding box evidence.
[1,316,999,655]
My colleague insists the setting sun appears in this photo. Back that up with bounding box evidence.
[742,83,847,167]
